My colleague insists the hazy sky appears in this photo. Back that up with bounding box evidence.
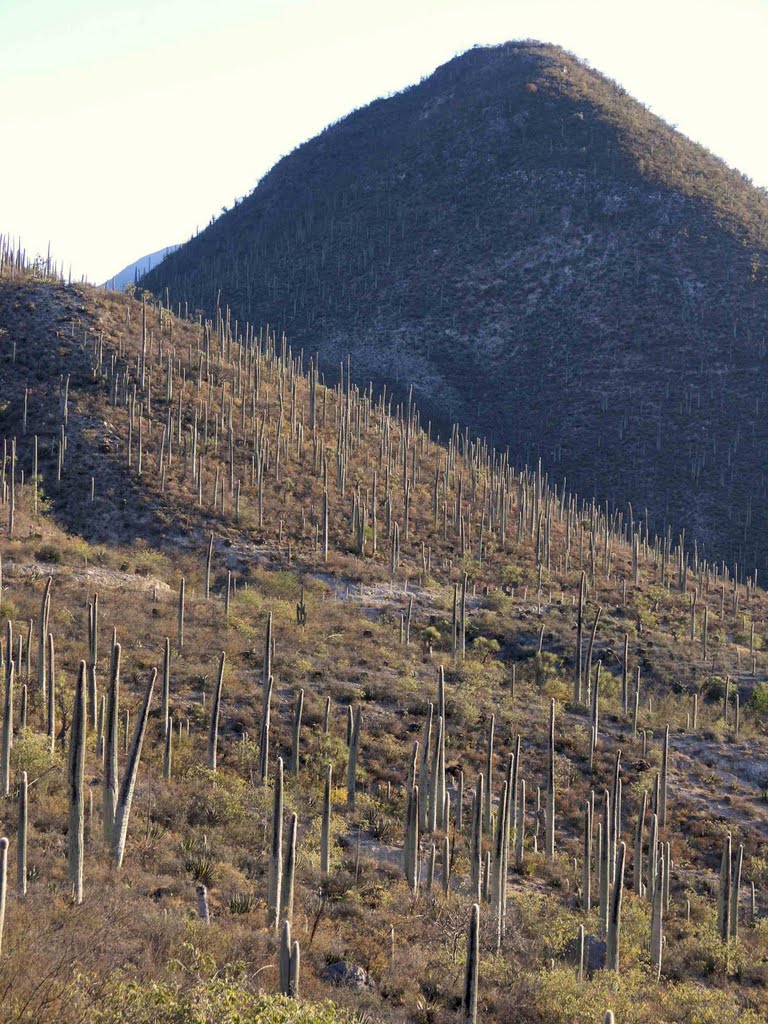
[1,0,765,283]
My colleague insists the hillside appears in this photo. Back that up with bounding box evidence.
[141,40,768,575]
[103,245,179,291]
[2,252,768,1022]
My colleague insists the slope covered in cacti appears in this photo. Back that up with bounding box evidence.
[1,254,768,1023]
[141,40,768,577]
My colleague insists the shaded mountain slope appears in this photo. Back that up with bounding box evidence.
[142,41,768,573]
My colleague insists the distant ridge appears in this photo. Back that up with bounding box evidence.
[104,245,178,291]
[142,40,768,571]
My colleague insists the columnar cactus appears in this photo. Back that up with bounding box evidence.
[1,640,12,798]
[267,757,284,930]
[37,576,52,701]
[103,642,120,843]
[546,699,555,859]
[582,801,592,910]
[196,884,210,923]
[492,779,508,950]
[258,675,273,785]
[177,577,185,651]
[68,661,86,902]
[515,778,526,871]
[17,770,27,895]
[404,783,420,895]
[463,903,480,1024]
[0,836,7,955]
[484,714,495,834]
[717,833,732,943]
[651,846,664,980]
[291,688,304,776]
[599,790,611,938]
[730,843,743,939]
[346,705,361,809]
[659,724,669,827]
[161,637,170,736]
[321,763,332,876]
[442,834,451,895]
[470,773,484,899]
[634,789,647,897]
[47,632,55,753]
[281,812,297,924]
[279,919,300,996]
[607,841,626,972]
[207,651,225,771]
[164,715,173,781]
[113,667,157,868]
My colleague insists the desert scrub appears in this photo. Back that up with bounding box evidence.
[81,975,354,1024]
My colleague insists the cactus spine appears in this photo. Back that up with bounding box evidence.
[68,661,86,902]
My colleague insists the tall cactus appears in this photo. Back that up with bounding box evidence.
[607,841,626,972]
[281,812,297,924]
[463,903,480,1024]
[582,801,592,910]
[17,770,27,895]
[258,674,273,785]
[0,836,7,955]
[546,699,555,859]
[346,705,361,809]
[651,846,664,980]
[717,832,732,943]
[37,576,52,702]
[161,637,170,736]
[1,639,13,799]
[659,724,669,827]
[103,642,120,843]
[404,783,420,895]
[267,757,284,930]
[291,688,304,776]
[207,651,225,771]
[47,632,56,753]
[470,773,484,899]
[113,667,157,868]
[68,661,86,902]
[321,763,332,876]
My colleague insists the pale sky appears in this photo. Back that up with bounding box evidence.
[1,0,765,284]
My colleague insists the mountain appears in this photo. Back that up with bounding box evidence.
[141,41,768,575]
[3,249,768,1023]
[104,244,178,290]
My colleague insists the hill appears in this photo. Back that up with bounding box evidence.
[141,41,768,575]
[104,244,178,291]
[2,252,768,1022]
